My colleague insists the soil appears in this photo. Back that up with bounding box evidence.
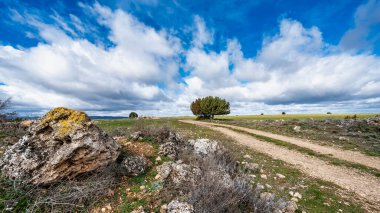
[180,120,380,210]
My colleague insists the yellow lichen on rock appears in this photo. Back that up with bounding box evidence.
[39,107,90,137]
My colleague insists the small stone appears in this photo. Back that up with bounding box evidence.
[243,154,252,159]
[249,174,256,178]
[155,174,161,180]
[339,136,347,141]
[289,191,294,196]
[291,197,299,202]
[276,173,286,179]
[160,204,168,213]
[260,174,267,179]
[101,208,106,212]
[257,183,265,190]
[338,209,343,212]
[156,156,162,162]
[294,192,302,199]
[265,184,272,189]
[293,126,301,132]
[106,204,112,210]
[140,185,145,190]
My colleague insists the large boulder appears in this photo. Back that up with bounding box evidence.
[0,107,121,184]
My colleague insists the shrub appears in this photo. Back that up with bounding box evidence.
[282,112,286,115]
[327,112,332,114]
[129,112,138,119]
[190,96,230,119]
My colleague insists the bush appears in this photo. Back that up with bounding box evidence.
[282,112,286,115]
[190,96,230,119]
[327,112,332,114]
[129,112,138,119]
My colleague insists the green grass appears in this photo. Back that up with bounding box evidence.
[212,113,377,120]
[95,118,369,212]
[228,127,380,178]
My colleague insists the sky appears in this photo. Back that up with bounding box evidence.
[0,0,379,117]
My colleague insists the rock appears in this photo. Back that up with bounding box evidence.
[140,185,145,190]
[157,161,201,186]
[188,139,219,156]
[122,156,149,176]
[276,173,286,179]
[131,131,143,141]
[156,156,162,162]
[0,107,120,184]
[101,207,106,212]
[293,192,302,199]
[293,126,301,132]
[260,192,273,201]
[160,204,168,213]
[167,200,194,213]
[244,163,260,172]
[159,142,177,159]
[338,136,348,141]
[260,174,267,179]
[243,154,252,159]
[291,197,299,202]
[265,184,272,189]
[289,191,294,196]
[284,201,298,213]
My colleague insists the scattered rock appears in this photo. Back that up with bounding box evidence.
[293,126,301,132]
[276,173,286,179]
[338,136,348,141]
[244,163,260,172]
[291,197,299,202]
[160,204,168,213]
[0,107,120,184]
[156,156,162,162]
[260,174,267,179]
[265,184,272,189]
[293,192,302,199]
[157,161,201,186]
[159,142,177,159]
[243,154,252,159]
[130,131,143,141]
[122,156,149,176]
[289,191,294,196]
[260,192,273,201]
[167,200,194,213]
[284,201,298,213]
[188,139,219,156]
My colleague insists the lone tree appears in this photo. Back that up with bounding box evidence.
[0,98,13,120]
[129,112,138,119]
[190,96,230,119]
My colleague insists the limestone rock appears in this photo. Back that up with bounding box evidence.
[0,107,120,184]
[159,142,177,159]
[293,126,301,132]
[122,156,149,176]
[188,139,219,156]
[167,200,194,213]
[157,161,201,186]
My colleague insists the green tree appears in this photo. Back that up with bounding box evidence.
[129,112,138,119]
[190,96,230,119]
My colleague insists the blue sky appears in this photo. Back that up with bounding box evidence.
[0,0,379,116]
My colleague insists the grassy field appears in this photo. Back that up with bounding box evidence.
[95,118,369,212]
[213,113,378,120]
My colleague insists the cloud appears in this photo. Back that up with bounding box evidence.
[0,3,180,114]
[179,18,380,113]
[1,2,380,116]
[340,0,380,53]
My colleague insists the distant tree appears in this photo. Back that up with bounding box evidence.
[190,96,230,119]
[260,113,264,115]
[129,112,138,119]
[0,98,14,120]
[282,112,286,115]
[327,112,332,114]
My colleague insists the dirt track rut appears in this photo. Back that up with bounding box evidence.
[180,120,380,208]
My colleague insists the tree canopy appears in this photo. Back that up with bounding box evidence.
[129,112,138,119]
[190,96,230,119]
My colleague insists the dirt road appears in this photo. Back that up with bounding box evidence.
[180,120,380,208]
[183,120,380,170]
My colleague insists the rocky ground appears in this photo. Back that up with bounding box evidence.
[0,109,297,212]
